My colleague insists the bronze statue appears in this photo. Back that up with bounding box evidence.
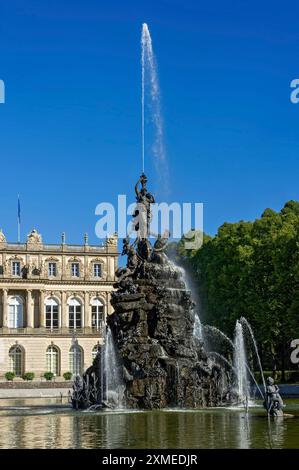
[264,376,285,416]
[115,244,138,282]
[121,236,130,256]
[151,231,170,264]
[134,173,155,239]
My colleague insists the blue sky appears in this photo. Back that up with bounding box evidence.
[0,0,298,245]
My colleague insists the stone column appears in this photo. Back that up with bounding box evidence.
[106,292,112,316]
[26,290,34,328]
[80,293,85,329]
[111,257,115,280]
[39,290,45,328]
[84,255,89,280]
[2,288,8,328]
[61,252,65,280]
[61,291,67,328]
[84,292,90,330]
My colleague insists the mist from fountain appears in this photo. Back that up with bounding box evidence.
[178,264,203,341]
[166,258,204,343]
[194,314,203,341]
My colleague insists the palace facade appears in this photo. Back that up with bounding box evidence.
[0,229,118,379]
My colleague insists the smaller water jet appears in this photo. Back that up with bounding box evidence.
[203,320,266,406]
[233,320,249,405]
[103,326,125,408]
[239,317,267,398]
[204,324,235,349]
[209,351,235,373]
[71,326,124,410]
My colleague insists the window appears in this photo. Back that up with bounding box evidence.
[46,345,59,375]
[9,345,24,376]
[45,298,59,329]
[69,344,83,375]
[48,262,57,277]
[71,263,80,277]
[8,296,23,328]
[68,298,82,329]
[93,263,102,277]
[91,299,104,331]
[12,261,21,276]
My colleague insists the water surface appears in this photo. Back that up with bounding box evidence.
[0,398,298,449]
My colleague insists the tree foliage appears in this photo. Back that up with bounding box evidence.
[177,201,299,374]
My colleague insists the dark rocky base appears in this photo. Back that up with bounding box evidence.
[108,254,231,410]
[72,173,234,410]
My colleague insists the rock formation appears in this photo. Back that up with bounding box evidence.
[72,174,232,410]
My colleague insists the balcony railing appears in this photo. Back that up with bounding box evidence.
[0,327,104,336]
[2,242,109,253]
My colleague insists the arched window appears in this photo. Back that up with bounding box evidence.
[68,298,82,330]
[8,296,24,328]
[46,345,60,375]
[69,344,83,375]
[45,297,59,329]
[91,298,104,331]
[92,344,100,360]
[9,345,24,376]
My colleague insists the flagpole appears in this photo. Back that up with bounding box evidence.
[17,195,21,243]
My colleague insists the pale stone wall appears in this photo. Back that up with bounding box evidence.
[0,336,103,377]
[0,249,117,281]
[0,287,115,327]
[0,230,118,378]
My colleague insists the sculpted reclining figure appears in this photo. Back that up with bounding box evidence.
[264,376,285,416]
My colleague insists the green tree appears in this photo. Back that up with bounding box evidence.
[176,201,299,376]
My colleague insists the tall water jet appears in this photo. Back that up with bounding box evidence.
[141,23,168,192]
[233,320,249,404]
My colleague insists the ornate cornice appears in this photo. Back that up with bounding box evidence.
[0,278,115,286]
